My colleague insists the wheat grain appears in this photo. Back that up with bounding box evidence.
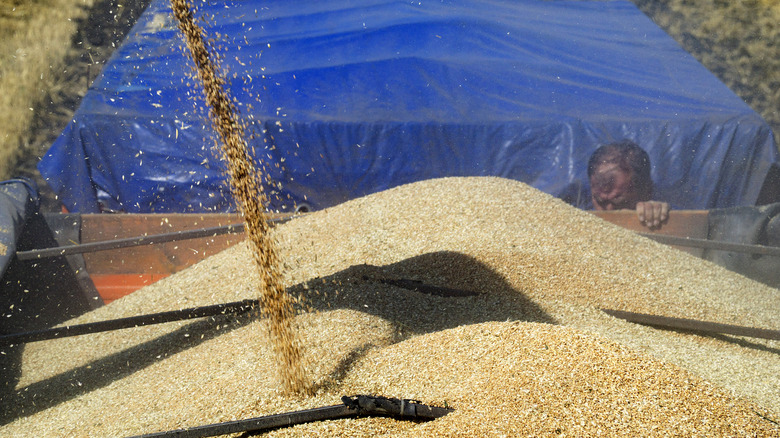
[2,177,778,436]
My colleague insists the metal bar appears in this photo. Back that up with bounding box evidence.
[0,299,258,345]
[602,308,780,341]
[129,404,356,438]
[639,233,780,257]
[127,395,453,438]
[344,394,454,420]
[375,278,480,297]
[16,223,244,260]
[18,218,778,261]
[15,215,297,261]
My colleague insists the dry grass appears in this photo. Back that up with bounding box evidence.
[633,0,780,137]
[1,177,777,436]
[0,0,97,180]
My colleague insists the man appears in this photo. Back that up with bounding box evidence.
[587,140,669,229]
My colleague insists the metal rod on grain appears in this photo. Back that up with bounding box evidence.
[0,299,258,345]
[126,395,453,438]
[639,233,780,257]
[602,308,780,341]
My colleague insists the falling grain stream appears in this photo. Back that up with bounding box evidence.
[170,0,309,394]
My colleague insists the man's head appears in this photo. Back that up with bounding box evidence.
[587,140,653,211]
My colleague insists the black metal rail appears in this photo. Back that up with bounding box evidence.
[18,225,780,262]
[127,395,453,438]
[373,277,481,297]
[602,308,780,341]
[15,223,245,260]
[0,299,258,345]
[15,215,297,260]
[15,212,780,262]
[639,232,780,257]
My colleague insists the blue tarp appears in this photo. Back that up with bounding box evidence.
[39,0,778,213]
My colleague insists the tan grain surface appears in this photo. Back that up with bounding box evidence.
[2,177,778,436]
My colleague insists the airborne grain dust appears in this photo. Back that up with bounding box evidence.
[170,0,309,394]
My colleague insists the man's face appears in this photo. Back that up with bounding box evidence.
[590,163,639,211]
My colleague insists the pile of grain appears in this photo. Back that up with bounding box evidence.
[1,177,778,436]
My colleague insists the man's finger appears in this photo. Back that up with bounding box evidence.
[651,202,663,227]
[636,202,647,224]
[660,202,670,222]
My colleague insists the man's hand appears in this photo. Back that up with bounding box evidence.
[636,201,669,229]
